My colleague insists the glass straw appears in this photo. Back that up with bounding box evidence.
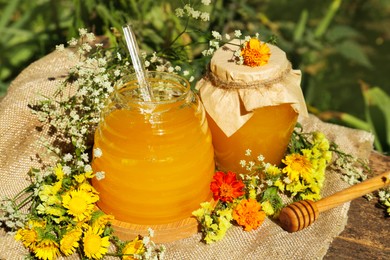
[122,24,154,101]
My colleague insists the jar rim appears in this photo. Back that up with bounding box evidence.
[116,71,191,105]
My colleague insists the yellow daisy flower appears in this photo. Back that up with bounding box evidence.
[122,236,145,260]
[60,228,82,256]
[62,189,98,222]
[54,164,65,180]
[15,228,38,249]
[282,153,312,182]
[83,226,110,259]
[92,213,114,230]
[33,238,60,260]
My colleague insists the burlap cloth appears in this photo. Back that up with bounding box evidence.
[0,50,374,259]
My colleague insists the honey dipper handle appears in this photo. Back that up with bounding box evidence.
[315,171,390,213]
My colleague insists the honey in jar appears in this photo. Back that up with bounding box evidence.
[92,72,215,225]
[196,40,308,173]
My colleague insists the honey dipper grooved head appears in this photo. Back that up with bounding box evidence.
[279,200,319,232]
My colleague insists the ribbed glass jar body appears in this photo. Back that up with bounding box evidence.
[92,72,215,225]
[208,104,298,173]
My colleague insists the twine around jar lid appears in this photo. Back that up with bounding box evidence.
[196,39,308,137]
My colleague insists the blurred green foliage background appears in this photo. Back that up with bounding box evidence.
[0,0,389,153]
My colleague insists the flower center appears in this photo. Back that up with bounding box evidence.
[84,234,101,254]
[220,183,234,198]
[68,195,88,214]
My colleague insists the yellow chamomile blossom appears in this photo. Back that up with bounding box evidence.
[60,227,82,256]
[33,238,60,260]
[82,226,110,259]
[15,219,46,249]
[193,202,233,244]
[62,187,99,222]
[122,235,146,260]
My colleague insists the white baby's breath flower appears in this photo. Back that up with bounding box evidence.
[144,60,150,68]
[234,30,242,38]
[68,37,78,46]
[175,8,185,17]
[245,149,252,156]
[84,164,92,172]
[183,70,189,76]
[78,28,88,36]
[174,66,181,71]
[240,160,247,168]
[225,34,231,40]
[95,171,105,181]
[62,166,71,175]
[257,154,265,162]
[63,153,73,162]
[200,12,210,22]
[93,148,103,158]
[201,0,211,5]
[189,76,195,82]
[212,31,222,40]
[56,44,65,51]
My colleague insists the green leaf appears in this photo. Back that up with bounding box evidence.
[336,40,373,68]
[326,25,360,43]
[362,86,390,151]
[293,9,308,43]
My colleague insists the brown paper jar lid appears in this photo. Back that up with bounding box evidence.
[196,39,308,137]
[209,39,291,86]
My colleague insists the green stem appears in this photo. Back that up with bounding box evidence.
[314,0,342,38]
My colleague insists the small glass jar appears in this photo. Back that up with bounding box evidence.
[197,40,307,173]
[92,72,215,225]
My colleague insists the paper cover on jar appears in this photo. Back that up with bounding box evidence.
[196,39,308,137]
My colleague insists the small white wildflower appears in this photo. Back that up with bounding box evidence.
[62,166,71,175]
[212,31,222,40]
[245,149,252,156]
[156,65,166,72]
[201,0,211,5]
[114,69,121,77]
[167,66,174,73]
[148,228,155,237]
[175,8,185,17]
[94,43,103,48]
[63,153,73,162]
[239,160,247,168]
[234,30,242,38]
[183,70,190,76]
[191,10,201,19]
[244,35,251,41]
[143,236,150,245]
[266,179,273,186]
[56,44,65,51]
[144,60,150,68]
[95,171,106,181]
[81,153,89,162]
[84,164,92,172]
[68,37,78,46]
[93,148,103,158]
[116,52,122,61]
[225,34,231,40]
[174,66,181,71]
[283,176,292,184]
[86,32,96,41]
[200,12,210,22]
[78,28,88,36]
[257,154,265,162]
[189,76,195,82]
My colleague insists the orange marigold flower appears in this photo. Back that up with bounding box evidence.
[232,199,266,231]
[241,38,271,67]
[210,171,245,202]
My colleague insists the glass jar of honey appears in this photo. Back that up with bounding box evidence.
[196,40,308,173]
[92,72,215,225]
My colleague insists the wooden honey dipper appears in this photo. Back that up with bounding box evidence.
[279,170,390,232]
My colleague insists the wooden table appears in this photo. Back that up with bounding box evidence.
[325,151,390,259]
